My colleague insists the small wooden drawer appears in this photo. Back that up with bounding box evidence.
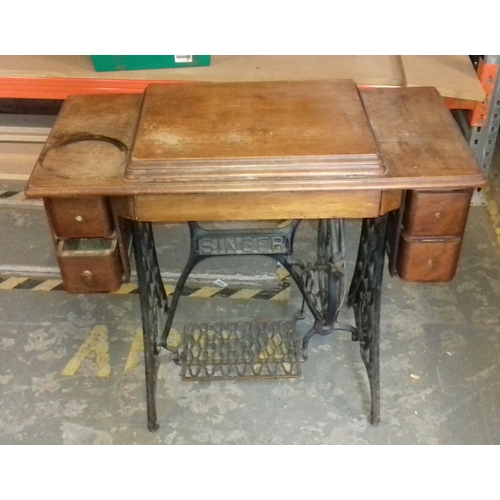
[397,234,462,282]
[57,238,123,293]
[402,189,472,237]
[46,197,114,239]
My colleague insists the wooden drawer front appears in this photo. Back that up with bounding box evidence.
[46,197,114,239]
[57,238,123,293]
[397,235,462,282]
[403,189,472,237]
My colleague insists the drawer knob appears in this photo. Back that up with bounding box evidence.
[427,259,434,268]
[434,212,441,218]
[75,215,84,222]
[82,270,93,282]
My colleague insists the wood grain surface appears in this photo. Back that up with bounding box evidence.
[127,80,385,182]
[359,86,484,189]
[112,190,383,222]
[25,83,485,209]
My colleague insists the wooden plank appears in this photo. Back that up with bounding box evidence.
[401,55,485,102]
[0,114,54,142]
[0,114,54,178]
[359,86,485,189]
[379,190,403,215]
[120,190,383,221]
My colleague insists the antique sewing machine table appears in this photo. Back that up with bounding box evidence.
[25,80,484,431]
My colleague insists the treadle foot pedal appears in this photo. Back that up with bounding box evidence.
[181,319,301,381]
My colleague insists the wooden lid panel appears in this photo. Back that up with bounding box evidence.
[359,86,484,186]
[26,93,143,191]
[126,80,386,182]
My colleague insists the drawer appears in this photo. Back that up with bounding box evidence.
[397,234,462,282]
[57,238,123,293]
[402,189,472,237]
[46,197,114,239]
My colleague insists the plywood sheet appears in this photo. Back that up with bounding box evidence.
[401,55,485,102]
[0,55,485,100]
[0,55,404,86]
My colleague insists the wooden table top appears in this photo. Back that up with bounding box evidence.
[25,80,485,199]
[127,81,385,183]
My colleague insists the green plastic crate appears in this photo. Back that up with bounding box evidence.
[90,55,211,72]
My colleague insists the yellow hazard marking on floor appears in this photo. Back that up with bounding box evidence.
[10,192,26,200]
[167,328,181,350]
[31,279,63,291]
[188,287,222,298]
[124,328,144,374]
[269,288,291,301]
[61,325,110,377]
[485,187,500,250]
[258,332,288,361]
[114,283,139,294]
[108,283,175,295]
[0,277,28,289]
[228,289,260,299]
[0,275,288,300]
[124,327,181,374]
[275,266,290,281]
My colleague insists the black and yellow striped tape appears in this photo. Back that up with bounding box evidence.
[0,190,21,199]
[0,275,291,301]
[0,190,41,206]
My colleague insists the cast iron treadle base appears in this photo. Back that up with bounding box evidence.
[181,319,301,381]
[130,215,389,431]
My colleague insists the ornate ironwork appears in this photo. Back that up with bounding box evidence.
[278,219,356,359]
[130,216,389,431]
[131,221,169,432]
[159,221,302,352]
[181,319,301,381]
[347,215,388,426]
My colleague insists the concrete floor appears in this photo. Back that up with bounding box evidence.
[1,177,500,445]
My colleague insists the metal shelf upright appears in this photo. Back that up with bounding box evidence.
[455,55,500,204]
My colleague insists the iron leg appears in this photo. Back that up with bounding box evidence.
[143,326,160,432]
[347,215,388,426]
[159,254,198,350]
[131,221,168,432]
